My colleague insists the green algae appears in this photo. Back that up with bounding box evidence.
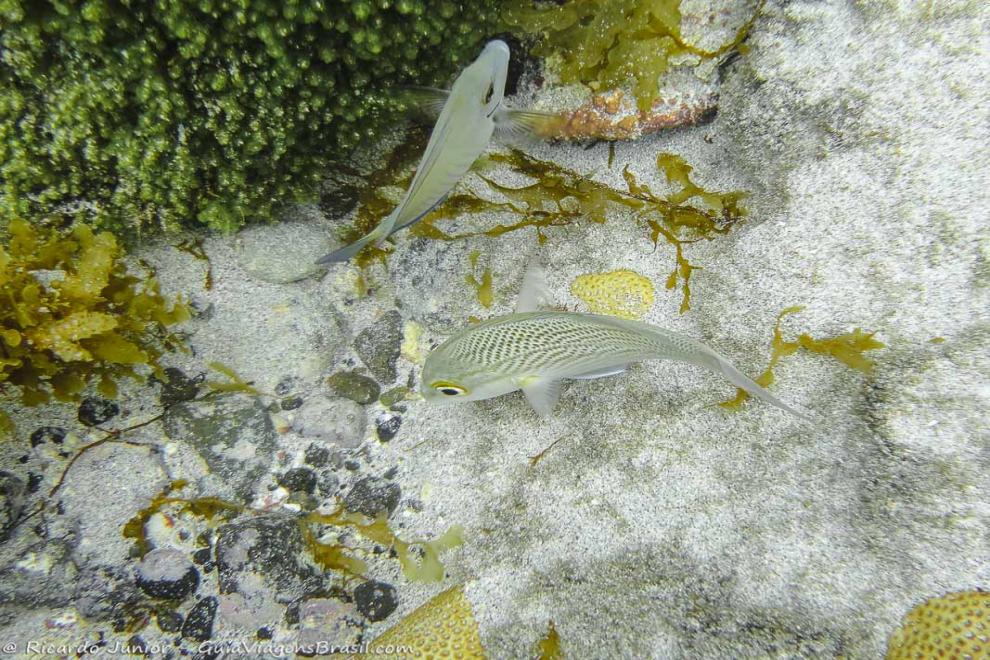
[465,250,495,308]
[123,480,462,583]
[536,619,565,659]
[720,306,886,409]
[0,220,189,439]
[501,0,766,112]
[204,361,262,397]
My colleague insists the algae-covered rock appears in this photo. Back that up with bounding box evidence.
[327,371,381,405]
[163,396,277,502]
[354,311,404,383]
[215,516,320,598]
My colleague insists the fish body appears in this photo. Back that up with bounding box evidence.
[421,310,812,421]
[316,40,511,264]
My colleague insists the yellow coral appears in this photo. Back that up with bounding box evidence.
[571,270,655,320]
[886,589,989,660]
[361,585,485,659]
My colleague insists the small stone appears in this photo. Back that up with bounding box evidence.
[182,596,218,641]
[192,547,213,568]
[326,371,380,405]
[77,396,120,426]
[304,444,330,467]
[274,376,296,396]
[344,460,361,471]
[278,468,317,494]
[291,396,366,448]
[353,311,403,383]
[126,636,148,655]
[158,367,201,407]
[157,610,183,633]
[343,477,401,518]
[280,396,304,411]
[353,580,398,622]
[0,471,25,541]
[136,548,200,601]
[379,386,409,408]
[29,426,66,447]
[375,414,402,442]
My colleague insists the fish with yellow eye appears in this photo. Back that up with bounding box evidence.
[421,263,815,422]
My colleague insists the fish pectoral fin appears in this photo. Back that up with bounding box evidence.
[397,85,449,123]
[518,376,563,417]
[515,260,552,313]
[494,108,559,139]
[571,365,627,380]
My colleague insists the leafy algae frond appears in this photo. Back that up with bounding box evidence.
[537,619,565,659]
[571,270,655,319]
[720,306,886,409]
[0,219,189,438]
[465,251,494,308]
[501,0,766,113]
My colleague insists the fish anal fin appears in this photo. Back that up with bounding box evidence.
[515,260,552,313]
[572,365,627,380]
[518,376,562,417]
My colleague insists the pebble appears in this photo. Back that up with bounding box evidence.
[353,580,398,622]
[342,477,401,518]
[77,396,120,426]
[304,444,330,467]
[278,467,317,494]
[29,426,65,447]
[375,414,402,442]
[136,548,200,601]
[354,311,403,383]
[181,596,218,641]
[158,367,201,406]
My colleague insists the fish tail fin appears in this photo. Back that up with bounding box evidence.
[708,352,818,425]
[315,211,398,265]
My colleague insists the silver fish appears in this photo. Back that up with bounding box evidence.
[421,263,813,421]
[316,40,511,264]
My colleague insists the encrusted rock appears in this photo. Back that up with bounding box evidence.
[326,371,380,405]
[157,367,201,407]
[342,477,401,518]
[135,548,200,601]
[354,311,403,383]
[215,516,319,597]
[375,414,402,442]
[77,396,120,426]
[278,468,318,495]
[0,471,25,541]
[29,426,65,447]
[181,596,218,642]
[354,580,398,622]
[163,396,277,502]
[291,396,366,448]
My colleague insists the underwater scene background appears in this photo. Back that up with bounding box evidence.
[1,0,987,657]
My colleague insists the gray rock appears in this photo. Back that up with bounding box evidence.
[353,580,398,622]
[58,443,168,567]
[304,443,330,467]
[0,472,25,541]
[234,221,334,284]
[136,548,200,601]
[278,468,317,494]
[291,396,366,449]
[354,311,403,383]
[342,477,401,518]
[181,596,218,641]
[0,539,76,608]
[215,516,320,598]
[326,371,380,405]
[163,396,277,502]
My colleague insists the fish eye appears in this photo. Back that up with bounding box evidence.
[432,382,467,396]
[483,83,494,105]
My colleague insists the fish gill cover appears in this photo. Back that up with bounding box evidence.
[0,0,498,234]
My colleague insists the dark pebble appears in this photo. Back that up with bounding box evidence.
[26,473,42,494]
[29,426,66,446]
[382,467,398,480]
[157,610,183,633]
[353,580,398,622]
[304,444,329,467]
[257,627,273,640]
[375,414,402,442]
[318,472,340,497]
[278,467,317,494]
[137,564,200,601]
[280,396,303,411]
[126,636,148,655]
[191,548,214,570]
[343,460,361,471]
[158,367,200,407]
[181,597,218,641]
[274,376,296,396]
[343,476,401,518]
[77,396,119,426]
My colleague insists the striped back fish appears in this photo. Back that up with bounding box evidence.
[421,264,813,421]
[316,40,511,264]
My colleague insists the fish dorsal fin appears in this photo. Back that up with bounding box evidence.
[494,108,559,139]
[518,377,562,417]
[515,261,552,313]
[397,85,450,123]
